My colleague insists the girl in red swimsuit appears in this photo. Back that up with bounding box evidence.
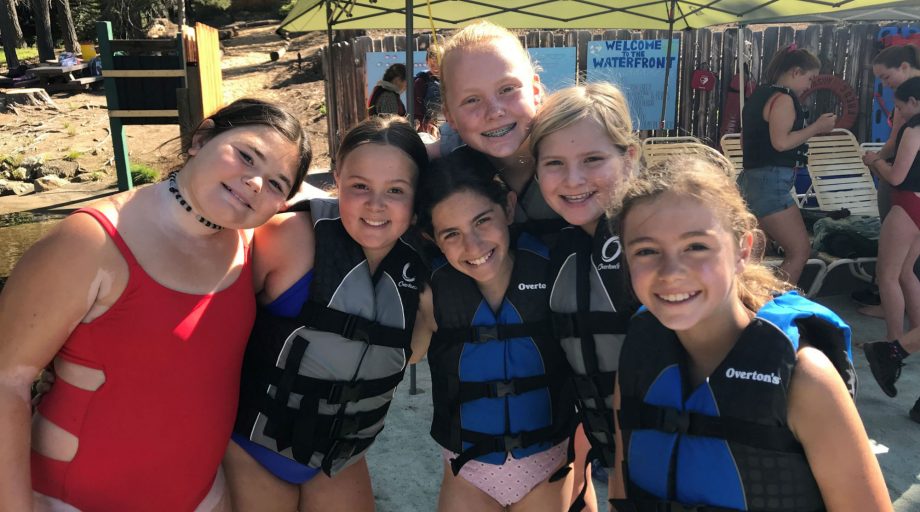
[866,77,920,344]
[0,99,311,511]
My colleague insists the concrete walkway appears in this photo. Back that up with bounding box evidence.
[369,290,920,511]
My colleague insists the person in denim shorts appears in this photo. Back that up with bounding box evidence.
[739,44,837,285]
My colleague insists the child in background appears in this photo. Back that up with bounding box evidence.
[610,154,890,512]
[415,45,443,134]
[225,116,430,512]
[528,83,640,505]
[412,147,575,511]
[863,76,920,422]
[0,98,311,511]
[739,44,837,285]
[369,63,408,116]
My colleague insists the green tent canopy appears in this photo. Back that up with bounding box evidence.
[280,0,917,34]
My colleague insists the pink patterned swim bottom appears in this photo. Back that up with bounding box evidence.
[441,439,569,507]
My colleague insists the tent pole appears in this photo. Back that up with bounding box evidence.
[326,1,338,167]
[738,24,745,131]
[659,0,677,131]
[406,0,415,126]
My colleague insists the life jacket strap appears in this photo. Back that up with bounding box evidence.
[301,301,411,348]
[436,320,552,344]
[618,397,804,454]
[457,374,550,403]
[448,425,562,475]
[610,498,741,512]
[551,311,629,338]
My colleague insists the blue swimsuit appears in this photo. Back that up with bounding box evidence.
[230,270,321,484]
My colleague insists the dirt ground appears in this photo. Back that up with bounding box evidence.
[0,24,332,199]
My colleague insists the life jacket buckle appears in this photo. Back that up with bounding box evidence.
[472,325,500,342]
[551,313,577,338]
[660,408,690,435]
[329,414,360,437]
[327,382,361,404]
[492,380,516,398]
[342,314,370,342]
[503,434,524,451]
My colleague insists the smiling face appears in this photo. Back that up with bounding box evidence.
[335,143,417,265]
[431,188,515,296]
[874,62,914,89]
[536,117,634,235]
[182,124,299,229]
[624,192,751,340]
[441,42,542,159]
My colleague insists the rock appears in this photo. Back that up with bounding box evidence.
[33,175,70,192]
[0,169,9,179]
[72,171,104,183]
[39,159,82,178]
[21,155,44,171]
[0,180,35,195]
[11,167,28,180]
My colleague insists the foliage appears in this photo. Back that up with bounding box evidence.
[278,0,297,18]
[64,150,82,160]
[0,47,39,66]
[130,163,160,184]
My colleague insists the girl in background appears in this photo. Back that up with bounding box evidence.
[369,63,408,116]
[739,45,837,285]
[610,154,890,512]
[863,77,920,422]
[0,98,311,511]
[225,116,429,512]
[528,83,640,505]
[412,147,575,511]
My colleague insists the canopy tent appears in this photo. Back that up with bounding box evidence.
[279,0,915,33]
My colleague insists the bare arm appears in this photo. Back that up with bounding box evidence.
[787,347,892,511]
[767,94,836,152]
[870,126,920,187]
[408,287,435,364]
[252,211,315,305]
[0,215,115,509]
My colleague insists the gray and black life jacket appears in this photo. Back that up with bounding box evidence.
[428,232,575,475]
[234,199,426,476]
[614,292,856,512]
[548,220,637,470]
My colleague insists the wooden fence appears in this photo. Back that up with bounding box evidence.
[320,22,914,160]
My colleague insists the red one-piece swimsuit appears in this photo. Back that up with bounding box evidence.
[31,208,255,511]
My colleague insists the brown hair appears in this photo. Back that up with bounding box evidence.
[611,152,792,311]
[873,44,920,71]
[762,44,821,85]
[335,115,428,184]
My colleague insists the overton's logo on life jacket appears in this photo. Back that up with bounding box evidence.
[597,236,622,270]
[398,263,418,290]
[725,367,781,385]
[518,282,547,291]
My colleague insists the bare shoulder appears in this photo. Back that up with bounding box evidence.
[253,211,315,302]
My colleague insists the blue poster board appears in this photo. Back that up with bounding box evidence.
[528,47,577,94]
[586,39,680,130]
[365,51,428,107]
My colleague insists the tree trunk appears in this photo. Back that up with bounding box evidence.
[0,0,18,69]
[6,0,23,47]
[54,0,78,53]
[30,0,55,62]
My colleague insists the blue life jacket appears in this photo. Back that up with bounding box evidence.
[616,292,855,512]
[427,232,575,474]
[234,198,426,476]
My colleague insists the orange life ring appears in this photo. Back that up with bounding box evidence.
[801,75,859,130]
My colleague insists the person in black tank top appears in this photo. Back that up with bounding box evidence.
[737,45,837,285]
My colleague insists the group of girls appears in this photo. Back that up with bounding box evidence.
[861,44,920,422]
[0,19,893,512]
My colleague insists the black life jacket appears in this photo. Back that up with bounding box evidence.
[742,85,809,169]
[614,292,856,512]
[894,113,920,192]
[428,232,575,475]
[548,220,637,470]
[234,198,426,476]
[514,177,568,238]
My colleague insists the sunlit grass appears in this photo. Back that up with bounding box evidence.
[0,47,40,67]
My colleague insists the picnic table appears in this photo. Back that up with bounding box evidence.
[29,62,102,92]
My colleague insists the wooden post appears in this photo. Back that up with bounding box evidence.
[97,21,133,191]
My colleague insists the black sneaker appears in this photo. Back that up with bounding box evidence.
[911,397,920,424]
[863,342,903,398]
[851,287,881,307]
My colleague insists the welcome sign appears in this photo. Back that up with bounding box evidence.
[586,39,680,130]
